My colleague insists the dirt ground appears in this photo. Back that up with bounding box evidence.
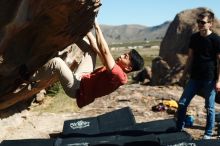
[1,84,220,143]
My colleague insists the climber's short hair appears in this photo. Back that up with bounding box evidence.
[130,49,144,71]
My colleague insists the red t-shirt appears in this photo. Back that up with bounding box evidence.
[76,64,127,108]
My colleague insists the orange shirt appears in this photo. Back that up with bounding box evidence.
[76,64,127,108]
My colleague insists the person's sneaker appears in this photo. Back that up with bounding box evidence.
[202,135,211,140]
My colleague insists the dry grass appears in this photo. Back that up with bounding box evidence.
[97,47,160,67]
[31,89,78,113]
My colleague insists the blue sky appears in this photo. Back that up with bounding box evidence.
[97,0,220,27]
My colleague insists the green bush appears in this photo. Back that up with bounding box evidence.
[46,82,62,97]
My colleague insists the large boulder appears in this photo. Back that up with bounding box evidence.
[0,0,101,110]
[151,7,220,85]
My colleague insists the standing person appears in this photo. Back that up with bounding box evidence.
[28,21,144,108]
[176,10,220,139]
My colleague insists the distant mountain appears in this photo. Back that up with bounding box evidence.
[100,21,170,44]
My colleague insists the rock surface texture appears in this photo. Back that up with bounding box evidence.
[0,0,101,109]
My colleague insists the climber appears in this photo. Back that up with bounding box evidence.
[22,21,144,108]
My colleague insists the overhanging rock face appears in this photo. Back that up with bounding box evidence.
[0,0,101,109]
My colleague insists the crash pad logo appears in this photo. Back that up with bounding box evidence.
[67,143,89,146]
[69,120,90,129]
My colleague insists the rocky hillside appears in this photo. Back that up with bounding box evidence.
[100,21,170,44]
